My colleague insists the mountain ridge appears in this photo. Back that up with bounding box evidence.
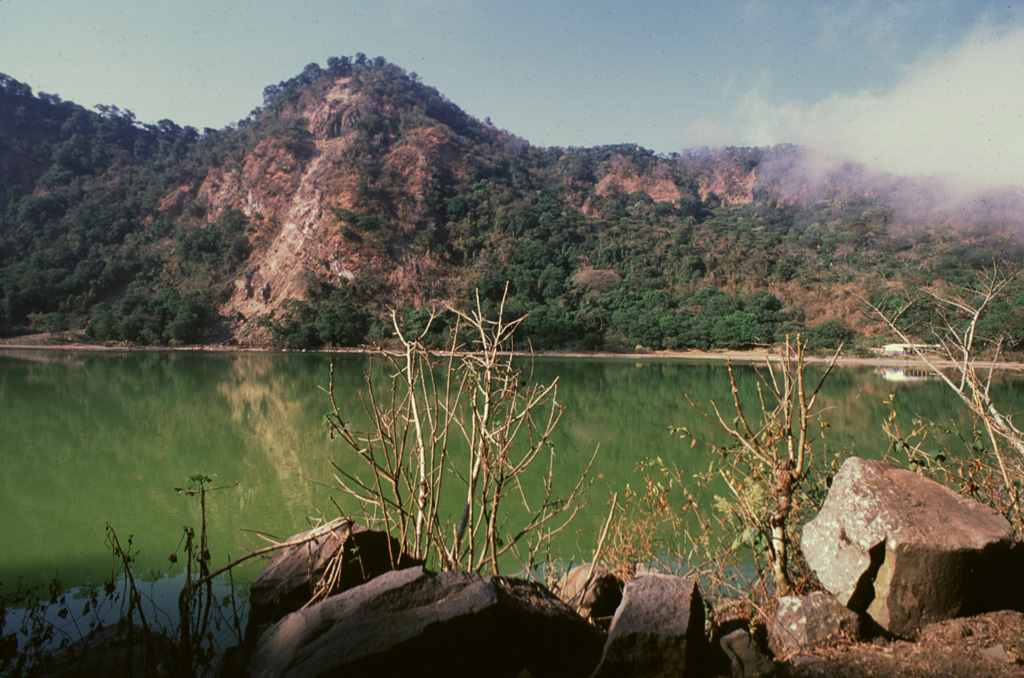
[1,57,1021,352]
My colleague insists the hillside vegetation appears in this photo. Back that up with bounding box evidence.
[1,57,1022,353]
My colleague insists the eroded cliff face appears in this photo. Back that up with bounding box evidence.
[197,136,357,343]
[591,154,683,208]
[695,162,758,204]
[676,148,760,205]
[182,76,468,345]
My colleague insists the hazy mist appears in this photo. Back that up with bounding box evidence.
[692,19,1024,197]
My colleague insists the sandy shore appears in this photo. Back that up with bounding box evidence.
[1,332,1021,371]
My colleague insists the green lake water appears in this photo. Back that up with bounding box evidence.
[1,349,1019,594]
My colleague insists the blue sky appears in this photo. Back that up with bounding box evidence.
[2,1,1023,186]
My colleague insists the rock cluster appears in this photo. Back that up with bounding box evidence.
[242,539,717,677]
[230,457,1022,677]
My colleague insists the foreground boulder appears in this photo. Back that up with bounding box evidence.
[591,572,708,677]
[769,592,862,655]
[555,564,623,629]
[801,457,1015,637]
[246,518,421,644]
[720,629,776,678]
[247,566,605,678]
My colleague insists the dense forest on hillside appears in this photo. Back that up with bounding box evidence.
[1,57,1023,353]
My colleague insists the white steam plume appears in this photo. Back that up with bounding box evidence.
[702,21,1024,190]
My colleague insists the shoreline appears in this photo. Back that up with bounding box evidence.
[2,333,1022,371]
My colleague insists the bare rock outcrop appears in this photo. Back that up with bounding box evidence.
[247,566,605,678]
[801,457,1015,637]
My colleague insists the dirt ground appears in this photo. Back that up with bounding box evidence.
[781,610,1024,678]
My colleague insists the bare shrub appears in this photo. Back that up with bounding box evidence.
[866,254,1024,533]
[571,267,621,294]
[319,291,595,574]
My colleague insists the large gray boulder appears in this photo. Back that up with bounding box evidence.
[247,566,606,678]
[591,572,708,678]
[801,457,1015,637]
[246,518,421,644]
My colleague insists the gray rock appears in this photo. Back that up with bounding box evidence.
[246,518,421,644]
[591,572,708,678]
[247,566,605,678]
[769,592,861,655]
[721,628,775,678]
[555,564,623,628]
[801,457,1014,638]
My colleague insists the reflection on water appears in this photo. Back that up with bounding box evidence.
[1,350,1018,594]
[2,569,241,660]
[875,367,936,383]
